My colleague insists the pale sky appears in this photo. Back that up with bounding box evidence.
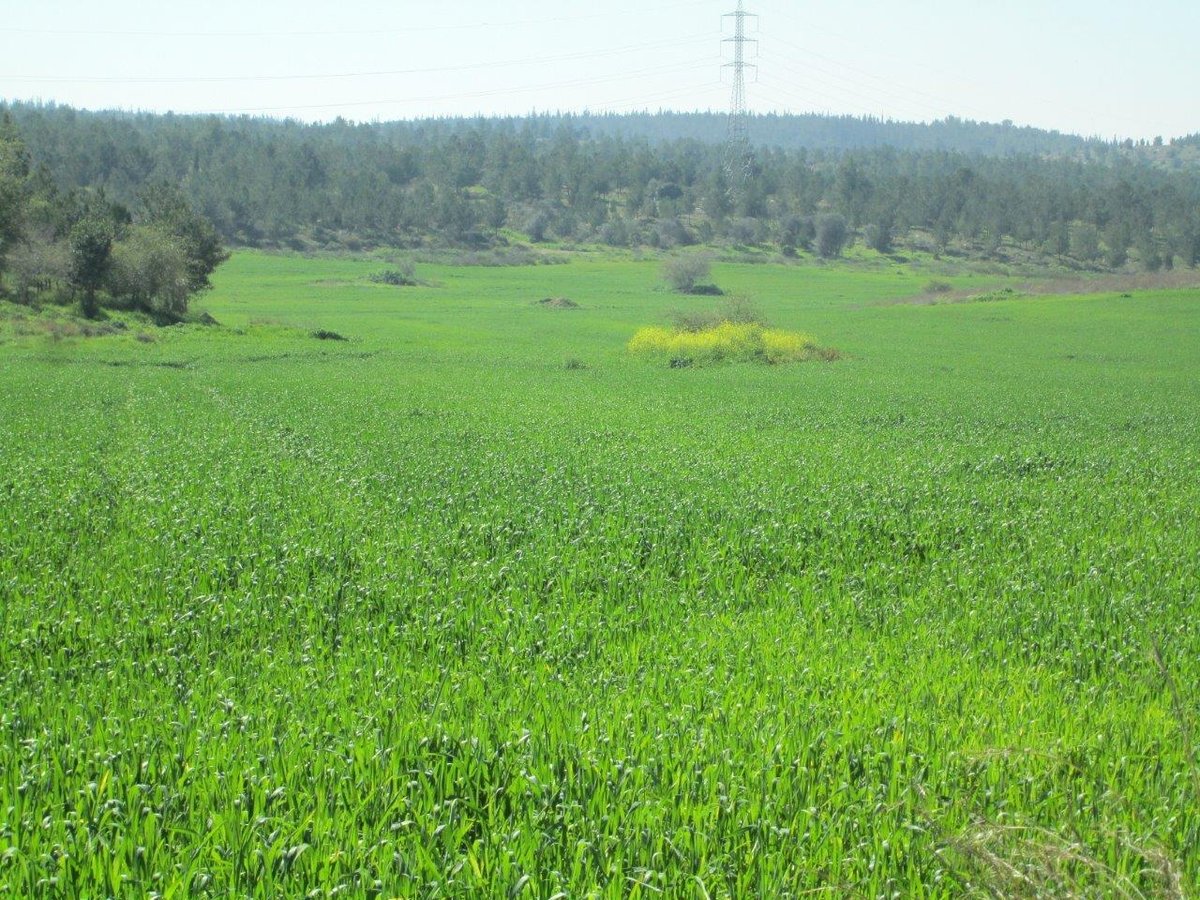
[1,0,1196,140]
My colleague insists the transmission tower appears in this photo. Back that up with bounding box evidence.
[722,0,758,190]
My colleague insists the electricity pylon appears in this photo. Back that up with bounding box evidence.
[722,0,758,191]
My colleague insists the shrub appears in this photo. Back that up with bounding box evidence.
[780,214,816,252]
[629,321,825,366]
[370,262,417,286]
[719,296,765,326]
[1068,222,1101,263]
[662,254,714,293]
[727,217,762,245]
[924,279,954,294]
[655,218,695,249]
[670,296,764,332]
[816,214,849,259]
[598,219,630,247]
[414,247,567,267]
[865,219,895,254]
[8,238,69,305]
[108,226,191,320]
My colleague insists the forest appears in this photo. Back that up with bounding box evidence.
[3,101,1200,318]
[0,111,226,319]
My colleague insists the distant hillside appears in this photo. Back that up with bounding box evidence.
[386,110,1194,163]
[566,111,1100,156]
[559,112,1200,167]
[2,100,1198,269]
[8,101,1194,161]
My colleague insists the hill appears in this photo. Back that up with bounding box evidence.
[2,101,1199,268]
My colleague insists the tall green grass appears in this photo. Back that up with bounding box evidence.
[0,252,1197,896]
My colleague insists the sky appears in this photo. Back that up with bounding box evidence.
[1,0,1197,140]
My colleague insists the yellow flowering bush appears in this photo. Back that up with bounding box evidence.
[628,321,825,366]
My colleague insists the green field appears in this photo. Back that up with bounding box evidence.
[2,251,1198,897]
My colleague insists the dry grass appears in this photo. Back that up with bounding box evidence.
[936,817,1187,899]
[920,644,1200,898]
[536,297,580,309]
[883,270,1200,307]
[12,318,124,339]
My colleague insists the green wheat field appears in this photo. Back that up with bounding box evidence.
[1,251,1198,897]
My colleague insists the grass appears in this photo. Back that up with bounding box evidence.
[0,249,1198,896]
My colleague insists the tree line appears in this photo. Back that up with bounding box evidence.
[3,102,1200,274]
[1,113,226,318]
[551,111,1196,159]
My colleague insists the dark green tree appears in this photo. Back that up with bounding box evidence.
[779,214,815,253]
[835,157,872,227]
[1103,222,1131,268]
[816,214,849,259]
[864,214,895,254]
[69,216,114,318]
[139,182,228,293]
[1135,231,1162,271]
[1068,222,1101,264]
[108,225,191,318]
[0,113,31,282]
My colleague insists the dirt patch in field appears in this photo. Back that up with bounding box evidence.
[536,297,580,309]
[880,271,1200,307]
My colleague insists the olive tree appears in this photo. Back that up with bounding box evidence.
[816,214,849,259]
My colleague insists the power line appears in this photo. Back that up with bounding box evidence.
[761,4,1156,132]
[766,36,994,121]
[757,54,966,121]
[0,34,718,85]
[0,1,713,39]
[196,60,721,116]
[585,81,725,114]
